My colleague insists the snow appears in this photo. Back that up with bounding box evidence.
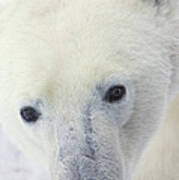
[0,125,50,180]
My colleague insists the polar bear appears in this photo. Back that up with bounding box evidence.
[0,0,178,180]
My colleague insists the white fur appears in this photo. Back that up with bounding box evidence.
[0,0,178,179]
[133,95,179,180]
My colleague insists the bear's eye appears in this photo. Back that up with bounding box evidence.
[104,85,126,103]
[20,106,41,123]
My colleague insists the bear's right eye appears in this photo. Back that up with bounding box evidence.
[20,106,41,123]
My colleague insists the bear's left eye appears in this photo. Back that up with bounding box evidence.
[20,106,41,123]
[103,85,126,103]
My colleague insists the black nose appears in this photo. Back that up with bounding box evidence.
[20,106,41,123]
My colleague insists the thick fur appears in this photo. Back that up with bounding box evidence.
[133,95,179,180]
[0,0,178,180]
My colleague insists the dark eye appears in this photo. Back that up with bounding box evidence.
[20,106,41,123]
[104,85,126,103]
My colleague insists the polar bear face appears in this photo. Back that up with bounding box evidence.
[0,0,178,179]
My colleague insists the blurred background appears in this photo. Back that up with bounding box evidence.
[0,125,50,180]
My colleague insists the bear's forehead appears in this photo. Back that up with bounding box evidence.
[0,0,168,101]
[2,0,160,69]
[0,25,145,86]
[1,2,156,71]
[19,0,140,18]
[0,21,162,99]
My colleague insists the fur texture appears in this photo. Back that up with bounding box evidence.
[0,0,178,180]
